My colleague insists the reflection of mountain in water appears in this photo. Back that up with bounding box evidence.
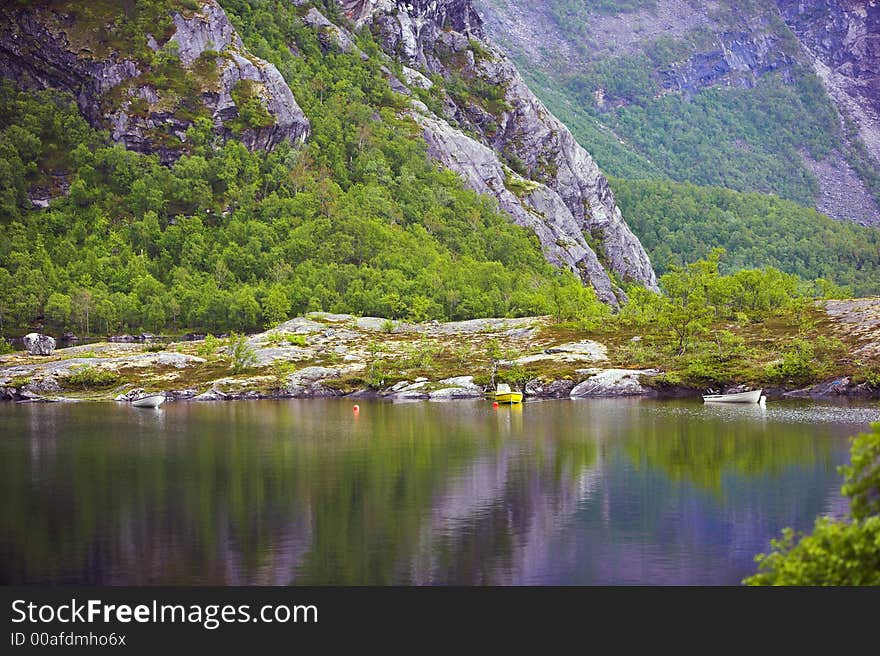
[0,400,865,584]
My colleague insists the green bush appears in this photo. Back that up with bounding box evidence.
[399,337,440,370]
[284,333,308,347]
[228,333,257,374]
[196,335,221,357]
[766,339,817,383]
[61,365,120,389]
[766,336,846,384]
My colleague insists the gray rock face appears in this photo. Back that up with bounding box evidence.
[569,368,659,398]
[777,0,880,177]
[336,0,658,303]
[0,1,309,163]
[428,376,484,399]
[23,333,55,356]
[524,379,574,398]
[415,114,620,304]
[284,366,347,398]
[476,0,880,226]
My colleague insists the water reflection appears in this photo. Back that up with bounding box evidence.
[0,399,874,585]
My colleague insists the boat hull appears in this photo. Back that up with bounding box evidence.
[702,389,763,404]
[132,394,166,408]
[496,392,523,404]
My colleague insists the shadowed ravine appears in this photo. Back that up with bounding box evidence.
[1,399,876,585]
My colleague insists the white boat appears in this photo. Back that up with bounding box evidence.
[702,389,764,404]
[131,393,166,408]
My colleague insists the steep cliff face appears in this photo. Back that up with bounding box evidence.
[338,0,658,303]
[0,1,310,163]
[777,0,880,167]
[475,0,880,226]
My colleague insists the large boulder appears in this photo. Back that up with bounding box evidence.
[428,376,484,400]
[570,368,660,398]
[525,379,575,398]
[23,333,55,356]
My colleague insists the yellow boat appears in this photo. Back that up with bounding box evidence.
[495,383,523,404]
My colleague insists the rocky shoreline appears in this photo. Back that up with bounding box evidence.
[2,308,878,404]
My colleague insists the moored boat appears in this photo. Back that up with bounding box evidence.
[702,389,763,404]
[495,383,523,404]
[131,393,166,408]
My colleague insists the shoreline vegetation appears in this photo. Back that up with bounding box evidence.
[3,257,879,402]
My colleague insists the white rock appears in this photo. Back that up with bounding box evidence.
[23,333,55,356]
[570,369,659,398]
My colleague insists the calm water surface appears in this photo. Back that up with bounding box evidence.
[1,398,877,585]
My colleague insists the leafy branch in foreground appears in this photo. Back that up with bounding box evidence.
[744,423,880,585]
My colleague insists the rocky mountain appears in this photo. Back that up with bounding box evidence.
[777,0,880,175]
[475,0,880,226]
[0,0,310,163]
[0,0,658,307]
[335,0,658,303]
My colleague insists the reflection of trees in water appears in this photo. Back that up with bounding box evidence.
[621,409,837,493]
[408,409,600,584]
[0,400,854,585]
[1,402,602,585]
[2,402,487,584]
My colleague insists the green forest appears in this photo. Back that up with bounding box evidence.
[562,62,861,207]
[0,1,595,338]
[613,178,880,296]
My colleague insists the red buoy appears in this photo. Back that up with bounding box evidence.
[492,402,499,409]
[353,404,360,415]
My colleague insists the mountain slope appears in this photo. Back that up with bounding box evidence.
[0,0,659,317]
[333,0,658,303]
[475,0,880,226]
[0,0,657,336]
[613,178,880,296]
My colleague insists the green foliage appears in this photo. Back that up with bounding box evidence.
[0,337,14,355]
[745,423,880,585]
[61,364,120,389]
[228,333,257,373]
[764,338,818,384]
[283,333,307,347]
[623,248,805,354]
[614,249,846,387]
[549,281,610,330]
[841,424,880,522]
[547,0,656,34]
[588,72,839,205]
[614,178,880,296]
[502,167,540,198]
[0,0,592,338]
[228,80,274,131]
[196,334,221,358]
[862,369,880,389]
[399,337,440,370]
